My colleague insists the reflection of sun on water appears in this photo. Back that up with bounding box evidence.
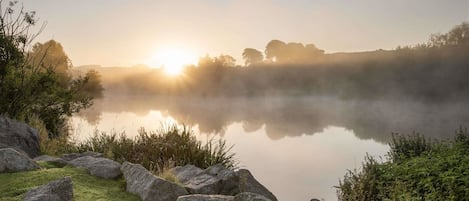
[146,47,198,76]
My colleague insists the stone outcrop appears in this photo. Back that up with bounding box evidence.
[177,194,235,201]
[33,155,67,167]
[180,164,238,195]
[170,164,277,201]
[0,116,40,158]
[171,164,204,184]
[0,148,40,173]
[121,161,188,201]
[68,156,121,179]
[236,169,277,201]
[23,176,73,201]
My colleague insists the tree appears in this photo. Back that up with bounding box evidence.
[429,22,469,47]
[82,70,104,98]
[215,54,236,67]
[28,40,72,86]
[265,39,286,62]
[0,1,97,137]
[242,48,263,66]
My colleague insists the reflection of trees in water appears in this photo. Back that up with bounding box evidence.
[78,95,469,143]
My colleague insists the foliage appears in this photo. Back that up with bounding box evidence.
[337,128,469,201]
[74,125,238,173]
[0,2,103,137]
[0,162,140,201]
[242,48,264,66]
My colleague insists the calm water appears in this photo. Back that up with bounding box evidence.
[71,95,469,201]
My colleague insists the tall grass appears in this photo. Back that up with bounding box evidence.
[74,125,238,173]
[337,128,469,201]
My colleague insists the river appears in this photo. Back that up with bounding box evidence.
[70,95,468,200]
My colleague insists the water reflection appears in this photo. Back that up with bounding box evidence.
[79,95,469,143]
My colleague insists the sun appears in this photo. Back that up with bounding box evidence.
[146,47,198,76]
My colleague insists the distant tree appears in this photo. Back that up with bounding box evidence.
[242,48,263,66]
[265,39,286,62]
[81,70,104,98]
[265,40,324,64]
[429,22,469,47]
[28,40,72,86]
[215,54,236,67]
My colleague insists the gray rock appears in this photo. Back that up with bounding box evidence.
[23,176,73,201]
[68,156,121,179]
[0,148,40,173]
[121,161,188,201]
[33,155,67,167]
[183,164,238,195]
[171,164,204,183]
[177,194,234,201]
[0,116,40,158]
[234,192,272,201]
[61,151,103,161]
[236,169,277,201]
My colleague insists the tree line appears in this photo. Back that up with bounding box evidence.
[91,22,469,102]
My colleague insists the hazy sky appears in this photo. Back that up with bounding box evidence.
[20,0,469,67]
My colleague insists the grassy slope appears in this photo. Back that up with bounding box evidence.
[0,162,140,201]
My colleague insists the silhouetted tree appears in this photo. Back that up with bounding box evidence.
[215,54,236,67]
[265,40,324,64]
[265,39,287,62]
[429,22,469,47]
[242,48,263,66]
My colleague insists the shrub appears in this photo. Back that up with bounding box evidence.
[74,125,238,173]
[337,129,469,201]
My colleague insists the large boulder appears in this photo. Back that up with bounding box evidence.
[0,116,40,158]
[33,155,67,167]
[177,194,234,201]
[234,192,272,201]
[121,161,188,201]
[68,156,121,179]
[182,164,239,195]
[0,148,40,173]
[23,176,73,201]
[236,169,277,201]
[171,164,204,183]
[61,151,103,161]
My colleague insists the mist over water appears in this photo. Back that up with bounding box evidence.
[71,94,469,200]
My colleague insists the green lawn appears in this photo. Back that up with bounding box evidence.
[0,162,140,201]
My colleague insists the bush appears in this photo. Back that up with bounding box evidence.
[337,128,469,201]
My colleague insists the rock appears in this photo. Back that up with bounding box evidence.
[0,148,40,173]
[171,164,204,183]
[33,155,67,167]
[23,176,73,201]
[0,116,40,158]
[121,161,188,201]
[68,156,121,179]
[183,164,238,195]
[236,169,277,201]
[177,194,234,201]
[61,151,103,161]
[234,192,272,201]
